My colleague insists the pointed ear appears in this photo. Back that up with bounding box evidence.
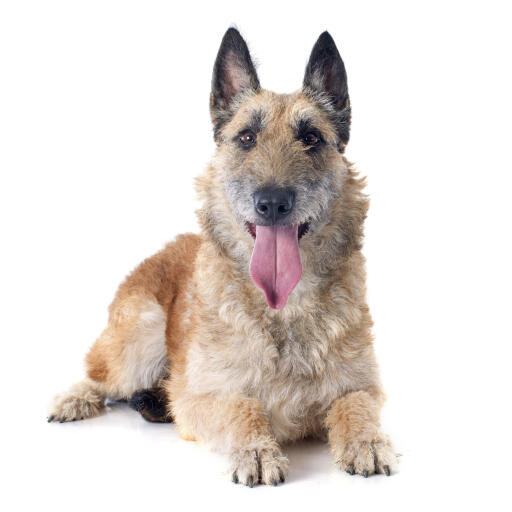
[303,31,351,146]
[210,28,260,136]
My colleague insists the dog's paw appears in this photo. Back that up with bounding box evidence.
[230,446,288,487]
[337,433,399,477]
[48,380,105,423]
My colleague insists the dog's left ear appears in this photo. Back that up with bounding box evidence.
[210,28,260,138]
[303,31,351,146]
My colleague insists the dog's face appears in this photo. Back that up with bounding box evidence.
[199,29,353,309]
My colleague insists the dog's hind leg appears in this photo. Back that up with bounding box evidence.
[48,294,168,423]
[48,234,201,423]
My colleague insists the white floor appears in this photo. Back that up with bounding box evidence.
[4,398,502,512]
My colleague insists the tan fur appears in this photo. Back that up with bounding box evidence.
[85,233,201,400]
[48,378,105,422]
[50,234,200,420]
[49,33,398,484]
[325,389,397,475]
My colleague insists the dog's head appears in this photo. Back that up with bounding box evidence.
[197,28,362,310]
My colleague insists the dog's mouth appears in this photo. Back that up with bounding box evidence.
[245,221,310,241]
[245,221,310,310]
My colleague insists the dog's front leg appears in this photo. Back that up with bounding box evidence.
[325,389,399,477]
[173,393,288,486]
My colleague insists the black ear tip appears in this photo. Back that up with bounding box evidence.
[316,31,336,48]
[223,26,243,42]
[219,26,250,53]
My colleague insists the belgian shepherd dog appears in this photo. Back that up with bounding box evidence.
[49,28,398,486]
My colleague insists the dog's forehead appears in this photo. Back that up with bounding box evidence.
[224,91,339,144]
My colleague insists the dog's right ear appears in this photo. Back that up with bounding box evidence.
[210,28,260,138]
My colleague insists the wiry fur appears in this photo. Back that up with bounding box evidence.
[49,28,398,485]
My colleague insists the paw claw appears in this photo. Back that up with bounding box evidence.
[230,446,288,487]
[335,433,398,479]
[48,382,104,423]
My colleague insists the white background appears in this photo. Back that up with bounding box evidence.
[1,1,511,510]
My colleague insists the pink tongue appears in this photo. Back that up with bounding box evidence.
[249,225,302,309]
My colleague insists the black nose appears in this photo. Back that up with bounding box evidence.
[253,187,295,223]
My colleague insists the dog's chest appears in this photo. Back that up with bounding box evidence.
[185,305,363,442]
[247,316,351,440]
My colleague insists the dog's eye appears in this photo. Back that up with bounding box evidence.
[303,132,320,146]
[239,130,257,146]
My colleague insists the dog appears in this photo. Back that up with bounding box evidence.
[49,28,398,486]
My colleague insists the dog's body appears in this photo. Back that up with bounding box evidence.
[49,29,398,485]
